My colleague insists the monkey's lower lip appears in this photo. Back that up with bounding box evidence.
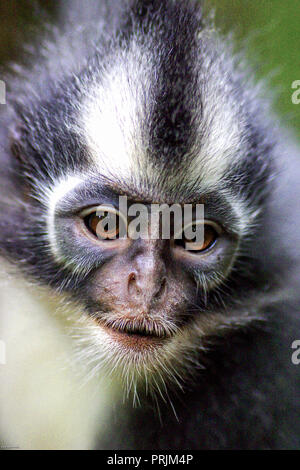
[103,324,166,349]
[95,318,172,349]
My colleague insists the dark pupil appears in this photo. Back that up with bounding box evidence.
[85,212,120,239]
[175,224,217,252]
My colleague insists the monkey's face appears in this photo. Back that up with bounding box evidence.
[45,177,241,386]
[63,196,235,345]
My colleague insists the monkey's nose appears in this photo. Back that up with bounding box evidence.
[127,271,167,306]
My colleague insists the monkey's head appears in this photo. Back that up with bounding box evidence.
[1,0,275,394]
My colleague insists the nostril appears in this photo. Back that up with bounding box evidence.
[128,271,141,296]
[153,277,167,300]
[128,272,136,283]
[127,272,167,302]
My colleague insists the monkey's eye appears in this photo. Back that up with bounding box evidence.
[174,222,219,253]
[82,206,126,241]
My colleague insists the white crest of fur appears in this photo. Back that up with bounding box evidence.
[80,42,154,182]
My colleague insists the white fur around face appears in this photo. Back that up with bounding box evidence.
[46,175,83,261]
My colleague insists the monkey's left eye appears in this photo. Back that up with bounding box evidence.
[174,221,220,253]
[82,206,127,240]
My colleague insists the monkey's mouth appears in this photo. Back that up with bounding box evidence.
[95,316,176,348]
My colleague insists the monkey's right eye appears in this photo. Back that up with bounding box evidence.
[82,206,126,241]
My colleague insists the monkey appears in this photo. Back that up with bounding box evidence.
[0,0,300,450]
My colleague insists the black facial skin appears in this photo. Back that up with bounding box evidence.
[0,0,300,450]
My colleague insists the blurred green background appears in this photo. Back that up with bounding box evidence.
[0,0,299,136]
[209,0,300,137]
